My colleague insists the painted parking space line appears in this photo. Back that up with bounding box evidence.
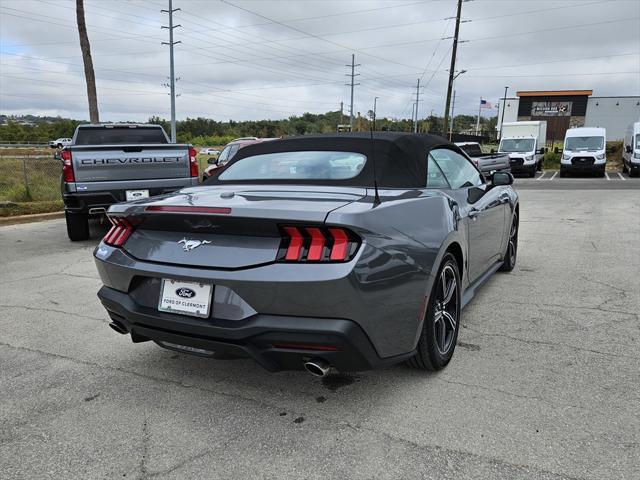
[617,172,626,180]
[548,172,558,181]
[536,172,547,181]
[605,172,611,181]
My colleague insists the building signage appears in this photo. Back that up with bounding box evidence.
[531,101,572,116]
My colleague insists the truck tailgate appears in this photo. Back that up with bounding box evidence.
[71,144,190,182]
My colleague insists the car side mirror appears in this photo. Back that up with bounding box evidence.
[492,172,514,186]
[627,145,633,153]
[207,157,218,165]
[539,147,546,154]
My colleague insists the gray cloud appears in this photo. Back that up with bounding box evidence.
[1,0,639,122]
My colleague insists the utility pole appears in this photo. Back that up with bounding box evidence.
[414,78,421,133]
[345,54,360,132]
[442,0,463,137]
[449,90,457,141]
[373,96,378,130]
[475,97,482,135]
[162,0,181,143]
[498,86,509,141]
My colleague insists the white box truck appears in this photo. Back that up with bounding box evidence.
[622,120,640,177]
[498,121,547,177]
[560,127,606,177]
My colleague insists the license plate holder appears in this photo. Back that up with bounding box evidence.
[158,279,213,318]
[126,189,149,201]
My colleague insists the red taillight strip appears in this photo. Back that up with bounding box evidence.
[329,228,349,261]
[305,227,325,261]
[103,218,134,247]
[145,206,231,214]
[283,226,303,261]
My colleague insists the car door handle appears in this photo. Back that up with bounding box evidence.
[468,207,482,218]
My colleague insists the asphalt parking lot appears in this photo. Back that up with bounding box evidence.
[1,184,639,479]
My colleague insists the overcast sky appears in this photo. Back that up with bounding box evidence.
[1,0,639,122]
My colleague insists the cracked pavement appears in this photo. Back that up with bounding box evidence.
[1,189,639,479]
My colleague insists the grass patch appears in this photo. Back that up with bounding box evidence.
[0,200,63,217]
[0,157,61,202]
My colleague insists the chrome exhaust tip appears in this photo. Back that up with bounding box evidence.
[109,320,128,335]
[303,358,331,377]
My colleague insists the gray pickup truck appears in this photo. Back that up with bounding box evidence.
[455,142,510,175]
[61,124,198,241]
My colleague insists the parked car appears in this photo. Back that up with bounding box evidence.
[622,120,640,177]
[49,137,72,149]
[498,121,547,177]
[199,147,220,156]
[455,142,510,175]
[61,124,199,241]
[201,138,278,181]
[94,132,519,375]
[560,127,606,177]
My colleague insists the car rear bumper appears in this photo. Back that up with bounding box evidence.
[63,184,195,214]
[98,285,413,372]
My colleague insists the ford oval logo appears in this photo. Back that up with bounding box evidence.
[176,288,196,299]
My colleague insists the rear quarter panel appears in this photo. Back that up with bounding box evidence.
[326,189,464,357]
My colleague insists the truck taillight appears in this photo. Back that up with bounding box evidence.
[189,147,199,177]
[278,226,359,263]
[61,149,75,182]
[103,217,135,247]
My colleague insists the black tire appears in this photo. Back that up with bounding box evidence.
[536,161,542,172]
[631,168,640,178]
[528,169,536,178]
[622,163,628,174]
[598,168,605,178]
[407,253,461,371]
[560,169,567,178]
[65,211,89,241]
[499,211,518,272]
[57,143,63,149]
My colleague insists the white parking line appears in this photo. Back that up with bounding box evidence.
[605,172,611,181]
[548,171,558,181]
[617,172,626,181]
[536,172,547,181]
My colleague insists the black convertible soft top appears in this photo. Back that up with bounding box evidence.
[204,132,456,188]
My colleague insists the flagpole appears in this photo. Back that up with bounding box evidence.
[476,98,482,136]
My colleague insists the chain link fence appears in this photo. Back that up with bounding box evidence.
[0,153,62,212]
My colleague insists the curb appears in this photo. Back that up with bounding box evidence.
[0,211,65,226]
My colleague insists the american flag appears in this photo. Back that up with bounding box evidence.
[480,99,492,109]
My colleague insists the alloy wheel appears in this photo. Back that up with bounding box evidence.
[508,213,518,265]
[433,264,458,355]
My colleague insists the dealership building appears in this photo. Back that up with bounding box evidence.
[497,90,640,141]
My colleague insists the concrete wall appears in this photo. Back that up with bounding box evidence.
[585,97,640,140]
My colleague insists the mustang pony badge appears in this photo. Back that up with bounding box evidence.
[178,238,211,252]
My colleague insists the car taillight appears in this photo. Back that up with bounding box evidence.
[189,147,199,177]
[61,149,75,182]
[103,217,135,247]
[278,226,359,263]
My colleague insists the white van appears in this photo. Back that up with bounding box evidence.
[498,121,547,177]
[560,127,606,177]
[622,120,640,177]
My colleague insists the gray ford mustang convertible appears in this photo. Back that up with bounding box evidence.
[94,133,519,376]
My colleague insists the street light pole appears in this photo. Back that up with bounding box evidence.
[498,86,509,142]
[373,96,378,131]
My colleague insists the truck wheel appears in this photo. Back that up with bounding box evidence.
[407,253,460,371]
[536,161,542,172]
[622,163,628,174]
[528,168,536,178]
[65,211,89,241]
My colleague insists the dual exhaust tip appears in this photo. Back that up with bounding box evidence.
[109,321,332,377]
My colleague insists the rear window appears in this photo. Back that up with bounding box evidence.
[459,144,483,157]
[74,126,168,145]
[218,151,366,181]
